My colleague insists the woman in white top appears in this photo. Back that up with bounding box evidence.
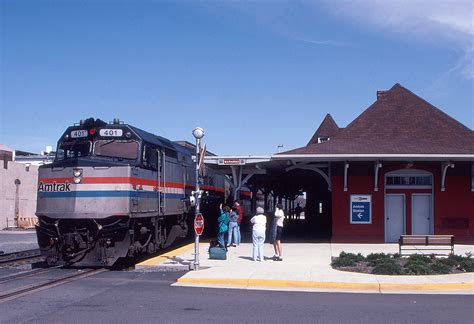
[271,203,285,261]
[250,207,267,261]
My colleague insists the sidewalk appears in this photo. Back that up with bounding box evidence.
[136,242,474,294]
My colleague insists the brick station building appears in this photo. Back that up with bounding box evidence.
[278,84,474,243]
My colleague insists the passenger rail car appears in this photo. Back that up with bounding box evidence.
[35,118,225,266]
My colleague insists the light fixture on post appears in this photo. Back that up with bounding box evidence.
[192,127,205,270]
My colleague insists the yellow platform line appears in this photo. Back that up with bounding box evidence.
[137,243,196,266]
[177,277,474,292]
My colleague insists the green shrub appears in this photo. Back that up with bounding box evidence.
[430,260,452,274]
[459,259,474,272]
[438,255,460,267]
[331,257,355,267]
[372,259,403,275]
[331,251,365,267]
[447,254,464,264]
[407,254,432,264]
[405,257,433,275]
[366,253,391,266]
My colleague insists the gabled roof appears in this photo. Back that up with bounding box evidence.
[282,83,474,155]
[307,114,340,145]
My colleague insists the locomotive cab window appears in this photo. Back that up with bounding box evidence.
[94,140,138,160]
[143,145,159,170]
[56,141,91,160]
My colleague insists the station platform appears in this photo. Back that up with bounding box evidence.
[136,241,474,294]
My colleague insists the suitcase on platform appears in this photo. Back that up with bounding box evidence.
[209,246,227,260]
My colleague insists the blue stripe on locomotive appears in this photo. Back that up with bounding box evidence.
[38,191,184,199]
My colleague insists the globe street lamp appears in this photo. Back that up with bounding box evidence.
[192,127,204,270]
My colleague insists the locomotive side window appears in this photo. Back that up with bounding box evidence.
[56,141,91,160]
[143,145,158,170]
[94,140,138,160]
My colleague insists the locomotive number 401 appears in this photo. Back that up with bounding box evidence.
[100,129,123,137]
[71,130,88,138]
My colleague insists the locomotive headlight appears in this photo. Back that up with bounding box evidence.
[73,168,83,177]
[73,177,82,184]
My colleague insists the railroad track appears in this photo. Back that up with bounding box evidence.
[0,249,44,267]
[0,265,62,283]
[0,268,107,303]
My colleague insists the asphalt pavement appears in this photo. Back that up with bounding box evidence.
[0,230,38,254]
[1,270,473,323]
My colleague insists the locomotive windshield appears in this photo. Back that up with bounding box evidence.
[94,140,138,160]
[56,141,91,160]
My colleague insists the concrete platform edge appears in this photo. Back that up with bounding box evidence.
[174,278,474,294]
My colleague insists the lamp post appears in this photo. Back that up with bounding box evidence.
[192,127,204,270]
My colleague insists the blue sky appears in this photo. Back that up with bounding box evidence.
[1,0,472,155]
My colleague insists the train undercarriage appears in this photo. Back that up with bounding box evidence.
[35,214,190,267]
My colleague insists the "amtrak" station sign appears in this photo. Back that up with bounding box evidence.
[350,194,372,224]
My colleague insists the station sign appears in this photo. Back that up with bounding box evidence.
[350,195,372,224]
[194,213,204,236]
[217,159,246,166]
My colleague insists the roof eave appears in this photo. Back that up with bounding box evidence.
[272,154,474,162]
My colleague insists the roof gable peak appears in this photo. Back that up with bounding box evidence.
[307,113,340,145]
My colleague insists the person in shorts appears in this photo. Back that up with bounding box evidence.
[271,203,284,261]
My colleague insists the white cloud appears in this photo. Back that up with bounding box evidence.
[292,36,350,47]
[321,0,473,78]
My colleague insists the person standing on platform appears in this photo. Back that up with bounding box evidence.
[227,207,239,247]
[234,201,244,245]
[270,203,285,261]
[295,203,303,220]
[250,207,267,261]
[217,204,230,248]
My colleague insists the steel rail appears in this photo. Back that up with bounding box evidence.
[0,249,42,266]
[0,265,63,283]
[0,268,107,303]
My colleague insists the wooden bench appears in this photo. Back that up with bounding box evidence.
[398,235,454,256]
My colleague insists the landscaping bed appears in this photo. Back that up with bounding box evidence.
[331,252,474,275]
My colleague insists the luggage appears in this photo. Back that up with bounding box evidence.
[209,246,227,260]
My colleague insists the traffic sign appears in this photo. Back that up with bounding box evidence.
[194,213,204,236]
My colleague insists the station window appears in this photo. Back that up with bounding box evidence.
[386,176,432,187]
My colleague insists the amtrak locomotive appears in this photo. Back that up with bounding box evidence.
[35,118,225,266]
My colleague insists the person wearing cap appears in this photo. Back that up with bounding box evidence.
[250,207,267,261]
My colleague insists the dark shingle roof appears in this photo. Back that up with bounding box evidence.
[307,114,340,145]
[283,83,474,155]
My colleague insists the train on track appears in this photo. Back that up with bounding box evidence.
[35,118,228,267]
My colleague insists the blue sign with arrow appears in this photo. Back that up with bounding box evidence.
[350,195,372,224]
